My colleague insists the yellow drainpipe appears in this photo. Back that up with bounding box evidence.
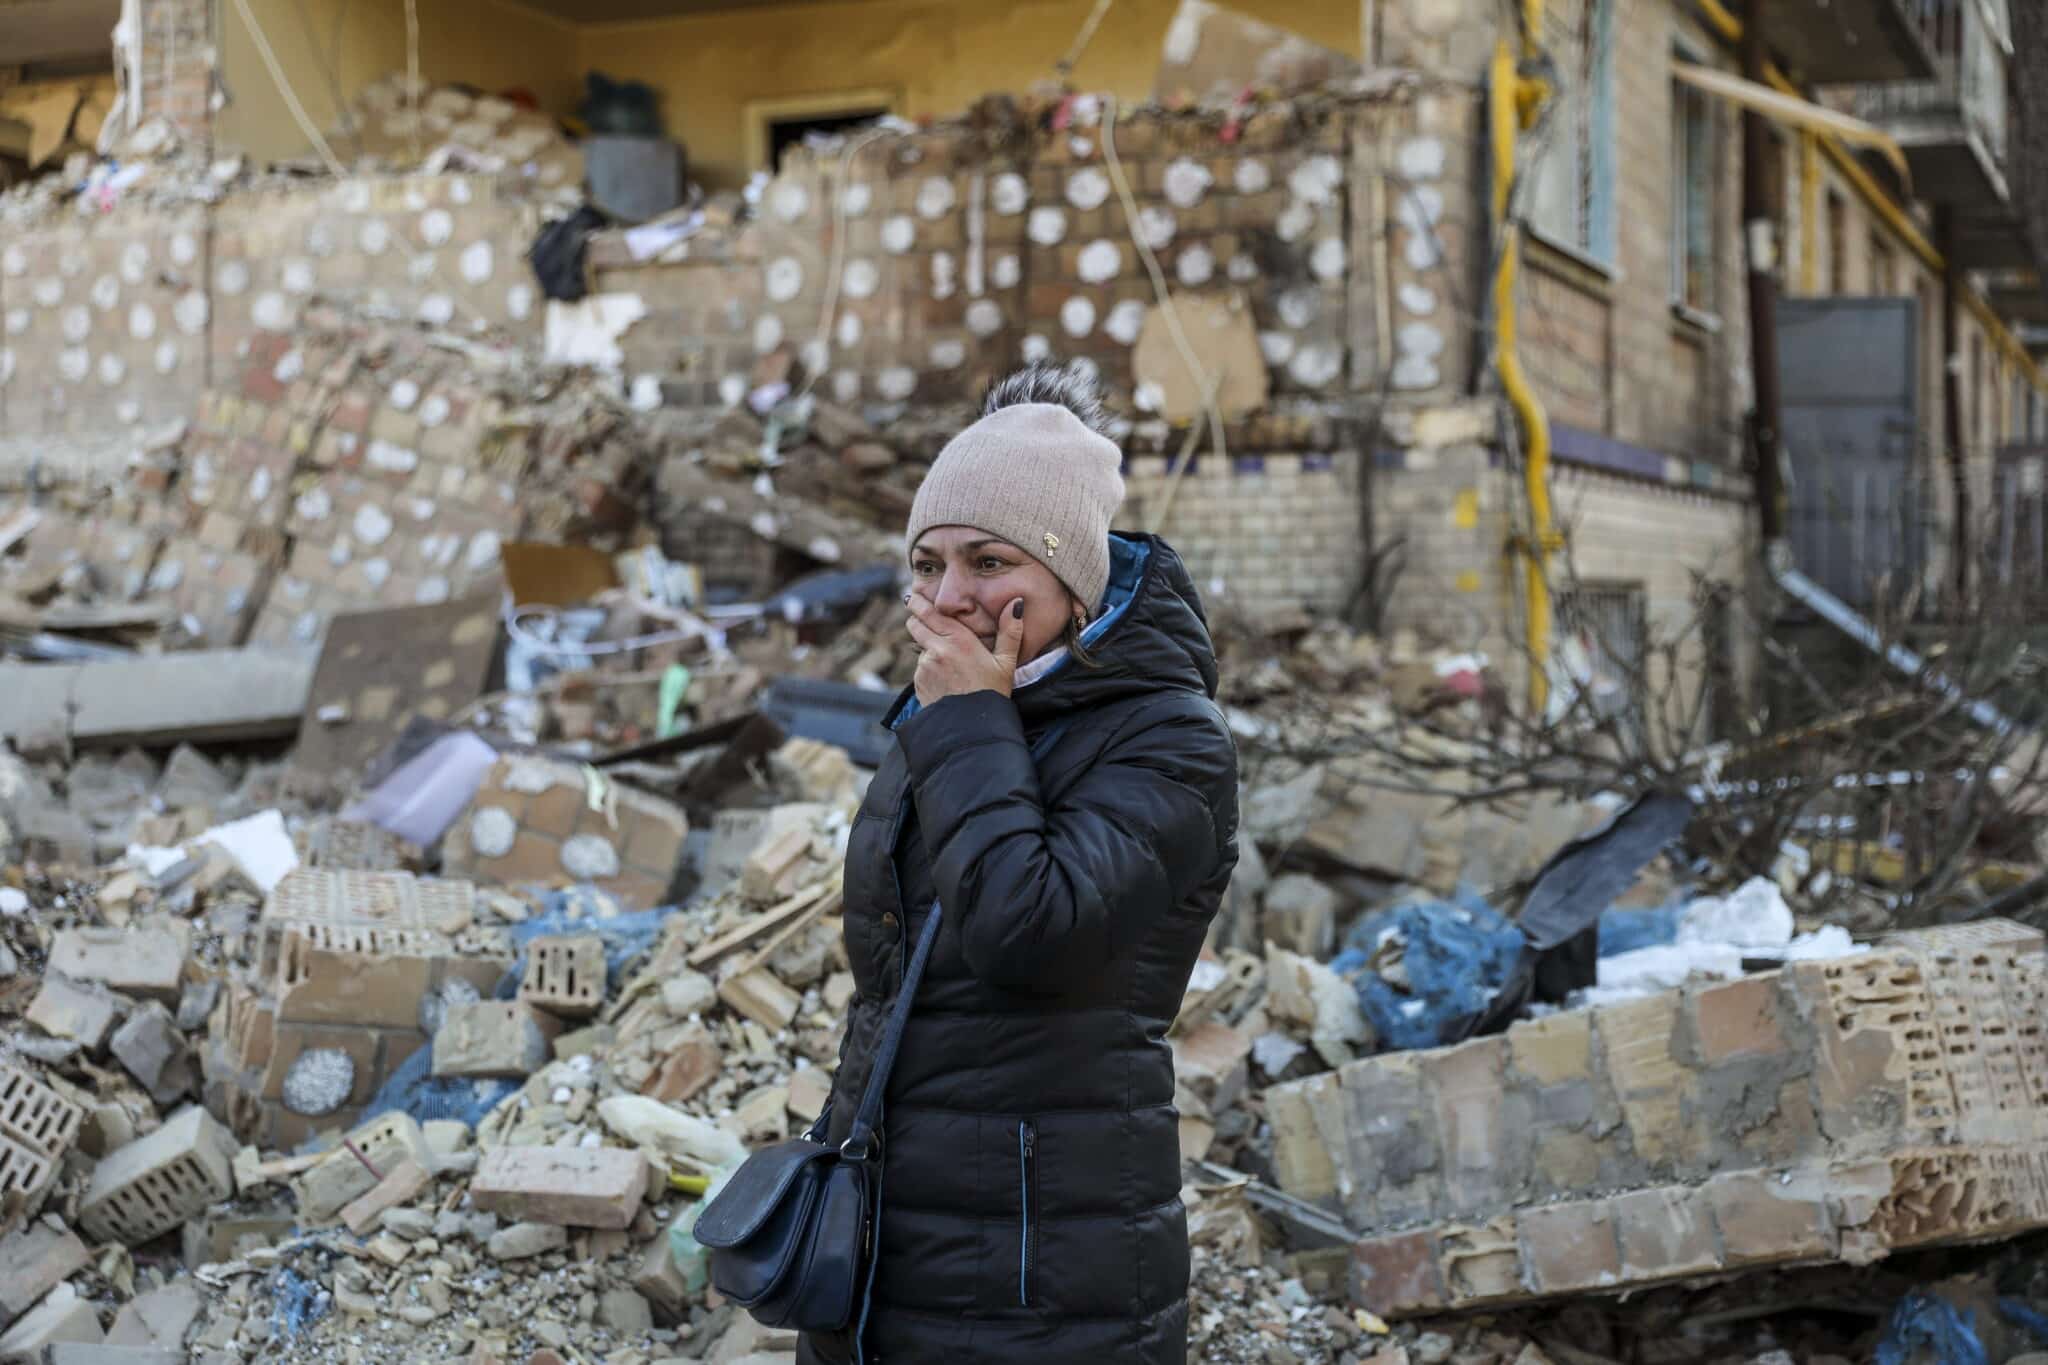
[1697,0,2046,389]
[1798,131,1821,295]
[1492,1,1559,714]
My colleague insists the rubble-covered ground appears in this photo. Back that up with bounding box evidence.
[4,50,2048,1365]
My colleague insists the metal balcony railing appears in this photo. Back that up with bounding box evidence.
[1858,0,2010,169]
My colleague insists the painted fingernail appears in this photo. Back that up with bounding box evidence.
[1011,600,1024,620]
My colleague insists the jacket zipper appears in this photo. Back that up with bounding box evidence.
[1018,1120,1037,1308]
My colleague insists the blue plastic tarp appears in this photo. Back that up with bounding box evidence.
[360,886,680,1132]
[1597,903,1683,957]
[494,889,677,1000]
[1873,1291,1987,1365]
[1331,890,1526,1052]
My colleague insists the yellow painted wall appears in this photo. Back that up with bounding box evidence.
[573,0,1366,189]
[215,0,579,164]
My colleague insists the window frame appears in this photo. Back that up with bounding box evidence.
[1526,0,1617,270]
[1669,45,1718,319]
[742,88,901,176]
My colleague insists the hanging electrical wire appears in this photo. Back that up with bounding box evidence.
[230,0,345,176]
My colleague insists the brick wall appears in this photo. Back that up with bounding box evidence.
[133,0,216,149]
[1275,921,2048,1317]
[0,175,538,485]
[1125,452,1362,613]
[1366,400,1754,701]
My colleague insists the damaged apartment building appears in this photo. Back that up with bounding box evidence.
[2,0,2043,702]
[0,0,2045,1358]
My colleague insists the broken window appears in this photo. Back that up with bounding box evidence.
[743,89,897,175]
[1555,581,1648,725]
[1669,64,1715,312]
[766,108,888,174]
[1528,0,1615,265]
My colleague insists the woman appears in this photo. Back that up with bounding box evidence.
[799,364,1241,1365]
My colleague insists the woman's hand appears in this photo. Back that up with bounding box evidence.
[906,594,1025,705]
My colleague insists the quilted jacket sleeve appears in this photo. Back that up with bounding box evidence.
[894,689,1234,990]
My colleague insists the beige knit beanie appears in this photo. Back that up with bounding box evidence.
[905,403,1127,610]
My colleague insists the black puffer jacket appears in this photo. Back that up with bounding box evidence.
[797,534,1239,1365]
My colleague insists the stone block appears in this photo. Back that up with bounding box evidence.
[0,1219,89,1329]
[740,827,812,904]
[651,1031,733,1105]
[47,925,187,1004]
[106,1282,203,1349]
[1261,874,1338,958]
[181,1212,296,1268]
[1610,1185,1720,1282]
[716,969,801,1032]
[1519,1200,1620,1295]
[1706,1168,1834,1266]
[632,1234,689,1320]
[486,1220,568,1261]
[78,1107,238,1246]
[1423,1036,1511,1217]
[47,1346,184,1365]
[0,1283,100,1361]
[1689,974,1786,1064]
[1506,1011,1593,1088]
[25,981,121,1052]
[432,1002,562,1079]
[1349,1229,1446,1317]
[338,1157,432,1235]
[292,1112,434,1225]
[469,1145,649,1230]
[109,1004,193,1104]
[1595,993,1701,1174]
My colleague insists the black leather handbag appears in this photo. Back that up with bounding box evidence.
[693,896,942,1337]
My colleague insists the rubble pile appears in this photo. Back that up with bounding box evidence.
[0,25,2045,1359]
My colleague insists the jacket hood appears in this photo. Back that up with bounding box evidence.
[887,532,1219,730]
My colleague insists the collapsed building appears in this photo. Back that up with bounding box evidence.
[0,0,2046,1362]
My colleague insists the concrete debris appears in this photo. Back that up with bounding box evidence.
[0,29,2038,1365]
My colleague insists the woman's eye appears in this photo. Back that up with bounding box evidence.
[911,561,937,576]
[978,557,1006,572]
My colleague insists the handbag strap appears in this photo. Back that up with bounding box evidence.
[841,898,940,1159]
[839,713,1074,1161]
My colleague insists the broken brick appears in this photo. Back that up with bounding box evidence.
[716,969,801,1032]
[47,924,188,1004]
[25,979,123,1052]
[432,1001,563,1079]
[79,1107,240,1246]
[0,1218,90,1329]
[469,1145,649,1230]
[339,1157,433,1236]
[519,935,606,1019]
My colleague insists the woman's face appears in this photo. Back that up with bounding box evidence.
[909,525,1077,664]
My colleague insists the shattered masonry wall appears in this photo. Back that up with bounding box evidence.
[204,868,513,1149]
[596,93,1471,420]
[0,173,539,485]
[591,90,1470,610]
[1,210,213,471]
[208,175,540,380]
[1266,920,2048,1316]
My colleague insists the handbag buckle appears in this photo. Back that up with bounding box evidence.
[839,1131,880,1161]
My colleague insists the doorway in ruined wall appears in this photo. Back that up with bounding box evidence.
[742,89,898,177]
[1777,295,1926,611]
